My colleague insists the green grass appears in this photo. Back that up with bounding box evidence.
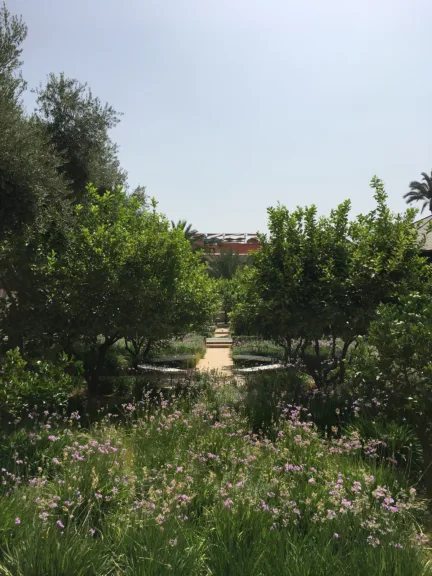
[0,378,430,575]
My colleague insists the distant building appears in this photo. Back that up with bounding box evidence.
[193,233,261,256]
[416,215,432,261]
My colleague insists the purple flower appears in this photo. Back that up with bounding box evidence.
[224,498,233,509]
[327,509,336,519]
[15,517,21,525]
[56,520,65,529]
[89,528,95,536]
[39,512,48,521]
[334,532,339,538]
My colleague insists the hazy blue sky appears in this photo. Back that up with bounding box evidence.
[11,0,432,233]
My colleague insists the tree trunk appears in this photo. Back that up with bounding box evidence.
[87,337,118,397]
[142,338,153,361]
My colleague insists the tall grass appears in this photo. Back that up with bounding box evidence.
[232,339,284,359]
[0,380,430,575]
[152,334,206,359]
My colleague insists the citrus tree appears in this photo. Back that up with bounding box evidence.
[48,187,219,393]
[231,177,429,385]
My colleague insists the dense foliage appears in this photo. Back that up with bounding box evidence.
[0,4,219,395]
[231,177,429,385]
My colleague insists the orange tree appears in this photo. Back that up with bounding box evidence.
[231,177,430,386]
[47,187,219,394]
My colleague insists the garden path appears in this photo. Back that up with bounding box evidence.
[197,327,233,375]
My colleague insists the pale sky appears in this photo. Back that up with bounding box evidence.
[11,0,432,233]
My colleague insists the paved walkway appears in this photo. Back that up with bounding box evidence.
[197,327,233,375]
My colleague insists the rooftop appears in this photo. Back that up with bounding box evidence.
[416,215,432,252]
[193,233,260,244]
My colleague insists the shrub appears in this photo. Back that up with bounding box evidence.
[0,349,83,418]
[345,292,432,491]
[346,293,432,443]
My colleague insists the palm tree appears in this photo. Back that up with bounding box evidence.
[206,248,247,280]
[171,219,201,250]
[404,171,432,213]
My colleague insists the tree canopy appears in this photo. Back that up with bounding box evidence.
[34,73,127,203]
[231,177,429,385]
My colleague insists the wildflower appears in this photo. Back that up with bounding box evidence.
[89,528,95,536]
[176,466,183,473]
[15,517,21,525]
[394,543,403,549]
[224,498,233,509]
[334,533,339,538]
[52,457,60,465]
[39,512,48,521]
[327,509,336,519]
[308,478,315,484]
[56,520,65,529]
[367,535,380,547]
[155,514,165,525]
